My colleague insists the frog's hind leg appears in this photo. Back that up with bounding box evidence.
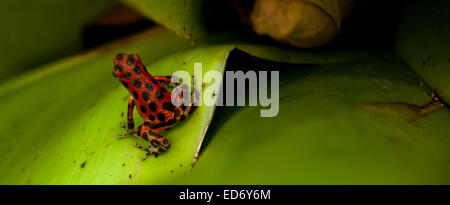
[133,125,171,160]
[142,129,170,149]
[133,141,161,161]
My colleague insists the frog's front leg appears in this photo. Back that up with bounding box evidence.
[133,123,171,160]
[133,142,161,161]
[126,96,136,134]
[117,96,136,138]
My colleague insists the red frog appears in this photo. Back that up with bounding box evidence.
[113,53,198,160]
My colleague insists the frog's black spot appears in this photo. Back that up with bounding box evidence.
[132,91,139,100]
[144,122,150,126]
[124,72,132,79]
[163,102,175,112]
[133,80,142,89]
[140,105,147,114]
[149,102,157,112]
[121,81,128,88]
[133,66,142,74]
[114,65,123,72]
[174,109,180,117]
[127,122,134,130]
[115,54,123,61]
[142,91,150,101]
[155,91,164,100]
[145,82,154,91]
[142,132,148,138]
[160,87,167,93]
[179,115,186,121]
[151,78,158,85]
[149,114,155,121]
[113,71,116,78]
[157,113,166,122]
[127,55,135,65]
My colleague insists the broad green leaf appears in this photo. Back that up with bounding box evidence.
[395,0,450,104]
[183,54,450,184]
[1,0,448,185]
[0,28,220,184]
[0,24,372,184]
[0,0,117,82]
[121,0,206,41]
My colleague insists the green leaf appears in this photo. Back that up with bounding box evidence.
[395,0,450,104]
[0,25,371,184]
[121,0,206,41]
[1,0,449,185]
[0,0,117,82]
[183,55,450,184]
[0,29,224,184]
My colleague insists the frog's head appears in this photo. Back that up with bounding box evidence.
[113,53,145,81]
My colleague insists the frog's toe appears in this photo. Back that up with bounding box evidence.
[117,130,136,139]
[134,142,163,161]
[117,134,127,138]
[127,129,136,135]
[120,121,126,129]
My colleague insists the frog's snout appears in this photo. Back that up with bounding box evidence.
[113,53,141,78]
